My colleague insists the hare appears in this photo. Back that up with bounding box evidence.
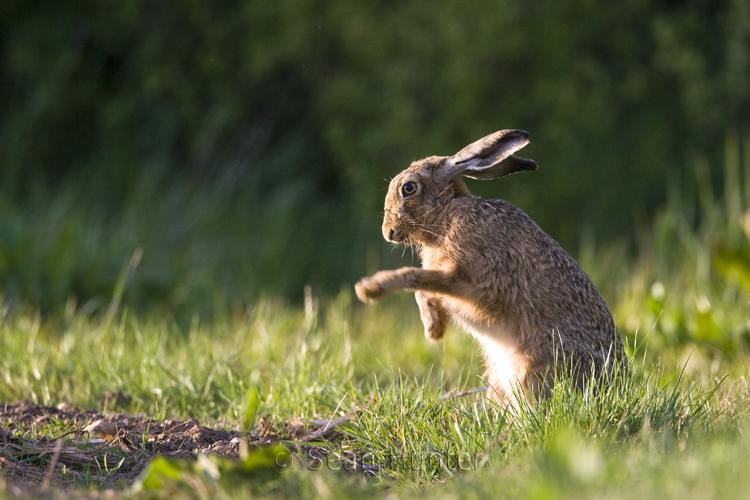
[355,129,627,404]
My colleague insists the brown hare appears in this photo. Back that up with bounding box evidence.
[355,129,628,405]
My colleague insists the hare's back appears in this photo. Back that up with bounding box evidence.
[446,198,617,339]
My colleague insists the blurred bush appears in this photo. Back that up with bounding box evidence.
[0,0,748,311]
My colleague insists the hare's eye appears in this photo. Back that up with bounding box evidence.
[401,181,418,197]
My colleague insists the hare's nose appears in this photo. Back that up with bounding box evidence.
[386,228,407,243]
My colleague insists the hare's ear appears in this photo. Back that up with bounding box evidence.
[442,129,538,180]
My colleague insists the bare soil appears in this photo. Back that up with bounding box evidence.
[0,400,346,496]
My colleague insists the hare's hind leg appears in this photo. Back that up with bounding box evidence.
[522,367,554,402]
[415,291,449,342]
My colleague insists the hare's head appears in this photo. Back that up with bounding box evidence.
[382,129,538,245]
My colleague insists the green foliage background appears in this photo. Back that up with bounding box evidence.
[0,0,748,312]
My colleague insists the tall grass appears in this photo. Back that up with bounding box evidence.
[579,131,750,373]
[0,156,361,317]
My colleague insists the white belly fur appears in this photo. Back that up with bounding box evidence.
[443,298,527,402]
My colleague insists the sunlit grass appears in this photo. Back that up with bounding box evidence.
[1,289,748,499]
[0,292,484,428]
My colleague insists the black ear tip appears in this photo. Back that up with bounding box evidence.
[514,156,538,172]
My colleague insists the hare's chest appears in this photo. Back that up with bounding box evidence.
[443,297,526,396]
[444,297,516,343]
[420,248,454,272]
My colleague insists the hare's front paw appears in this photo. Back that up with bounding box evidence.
[415,291,447,343]
[355,277,383,303]
[423,318,446,343]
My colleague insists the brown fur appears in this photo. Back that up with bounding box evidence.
[355,130,628,405]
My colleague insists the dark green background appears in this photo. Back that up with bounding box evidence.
[0,0,747,314]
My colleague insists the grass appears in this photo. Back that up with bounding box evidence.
[0,293,748,498]
[0,293,481,429]
[2,134,750,498]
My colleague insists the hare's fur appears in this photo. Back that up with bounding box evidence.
[355,130,627,405]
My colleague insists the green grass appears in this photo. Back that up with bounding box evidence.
[0,292,748,498]
[0,293,482,428]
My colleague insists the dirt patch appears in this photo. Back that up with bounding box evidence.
[1,400,353,494]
